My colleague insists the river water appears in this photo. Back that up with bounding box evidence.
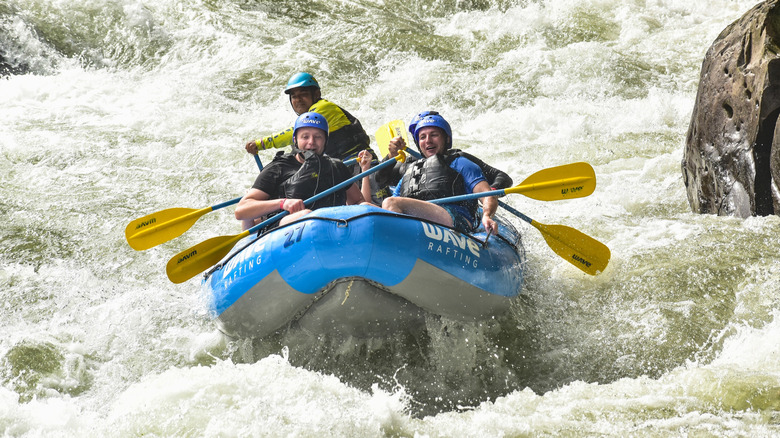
[2,0,779,436]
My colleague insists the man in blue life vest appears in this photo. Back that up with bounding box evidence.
[244,72,375,162]
[236,112,366,230]
[380,110,514,191]
[370,114,499,235]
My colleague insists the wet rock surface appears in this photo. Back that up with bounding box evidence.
[683,0,780,217]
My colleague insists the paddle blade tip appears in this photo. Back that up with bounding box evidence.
[125,222,154,251]
[165,234,245,283]
[125,207,207,251]
[567,245,611,275]
[166,246,211,284]
[125,238,151,251]
[535,222,611,276]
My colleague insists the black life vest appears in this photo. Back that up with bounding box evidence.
[279,152,346,209]
[325,107,371,160]
[398,151,478,217]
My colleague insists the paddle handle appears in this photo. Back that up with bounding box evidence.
[253,154,264,171]
[212,197,241,211]
[405,148,422,159]
[246,152,405,234]
[429,188,508,205]
[497,200,532,225]
[429,173,593,205]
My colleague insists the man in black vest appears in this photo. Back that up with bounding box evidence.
[236,112,365,230]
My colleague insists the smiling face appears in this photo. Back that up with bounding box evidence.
[294,126,327,155]
[288,87,317,115]
[416,126,448,158]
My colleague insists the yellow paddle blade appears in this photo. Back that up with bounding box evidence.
[125,207,212,251]
[508,162,596,201]
[532,221,611,275]
[374,119,408,158]
[166,230,250,284]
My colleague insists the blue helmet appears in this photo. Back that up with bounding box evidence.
[284,72,320,94]
[413,114,452,150]
[408,110,440,136]
[293,112,329,140]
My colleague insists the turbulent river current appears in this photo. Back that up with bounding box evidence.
[2,0,779,436]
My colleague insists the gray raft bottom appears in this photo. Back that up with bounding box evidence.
[217,259,513,339]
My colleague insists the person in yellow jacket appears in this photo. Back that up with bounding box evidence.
[244,72,374,162]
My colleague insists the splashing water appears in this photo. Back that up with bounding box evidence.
[2,0,779,435]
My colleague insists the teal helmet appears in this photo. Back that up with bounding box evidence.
[413,114,452,150]
[293,112,329,140]
[284,72,320,94]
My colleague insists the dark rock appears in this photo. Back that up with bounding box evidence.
[683,0,780,217]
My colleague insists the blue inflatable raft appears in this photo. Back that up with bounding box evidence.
[202,204,525,338]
